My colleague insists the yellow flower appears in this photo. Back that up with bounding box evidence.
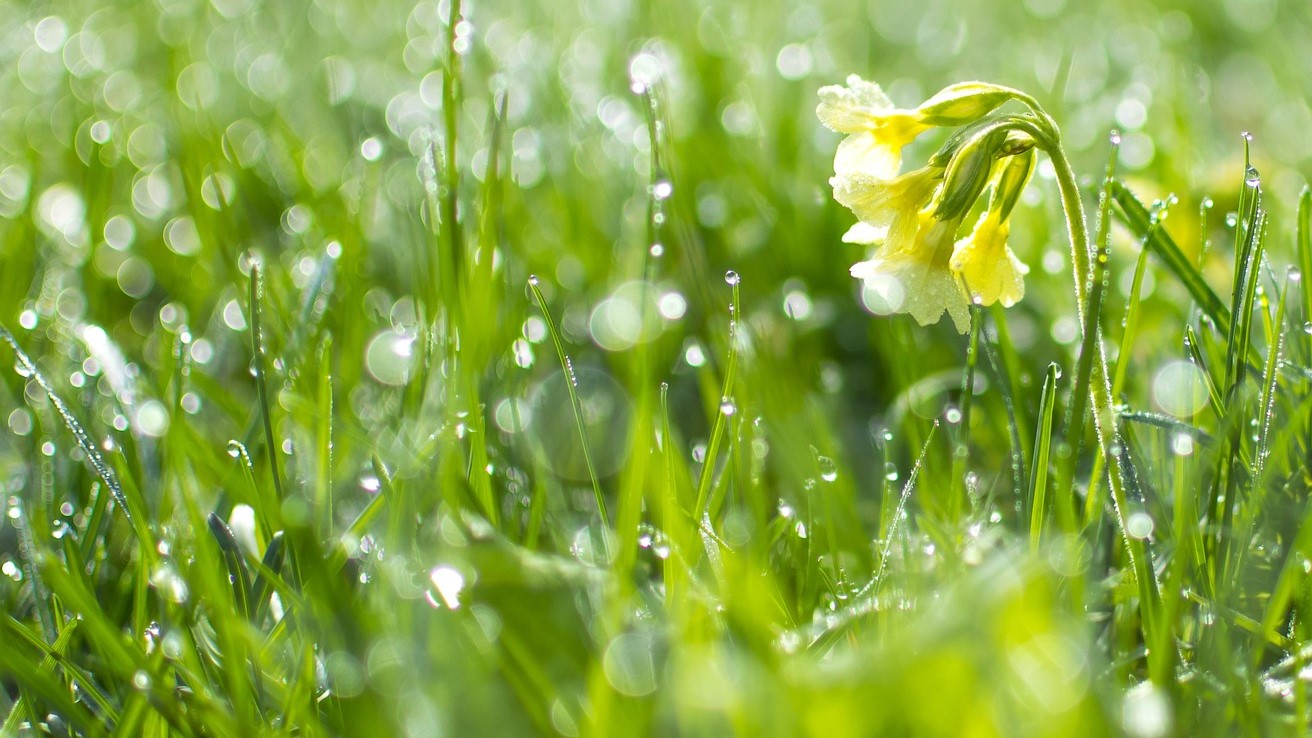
[817,75,930,178]
[849,208,971,333]
[949,208,1029,308]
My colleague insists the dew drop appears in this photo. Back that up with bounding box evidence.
[724,270,740,286]
[719,398,737,416]
[1108,130,1122,146]
[817,455,838,483]
[1127,511,1154,539]
[649,179,673,201]
[527,274,540,286]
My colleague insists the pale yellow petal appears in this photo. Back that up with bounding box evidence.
[849,214,971,334]
[831,166,940,228]
[834,132,902,179]
[950,210,1030,307]
[816,75,895,133]
[842,221,887,245]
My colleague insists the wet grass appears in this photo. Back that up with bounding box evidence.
[2,0,1312,736]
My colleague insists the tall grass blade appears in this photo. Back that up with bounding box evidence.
[526,277,609,528]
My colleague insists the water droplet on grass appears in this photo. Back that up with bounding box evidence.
[724,270,740,286]
[649,179,672,200]
[427,566,465,609]
[1127,511,1154,539]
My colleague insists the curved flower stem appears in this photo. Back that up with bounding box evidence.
[1036,128,1163,635]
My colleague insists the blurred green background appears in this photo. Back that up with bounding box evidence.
[2,0,1312,735]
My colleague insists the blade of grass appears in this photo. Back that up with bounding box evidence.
[1029,362,1060,550]
[1110,181,1231,332]
[1298,186,1312,362]
[693,274,742,520]
[0,326,152,553]
[526,277,609,528]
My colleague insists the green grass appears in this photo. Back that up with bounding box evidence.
[2,0,1312,735]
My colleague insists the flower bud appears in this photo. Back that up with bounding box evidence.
[992,148,1036,221]
[934,128,1006,222]
[917,82,1016,126]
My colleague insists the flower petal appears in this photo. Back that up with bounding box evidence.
[842,221,887,245]
[849,214,971,334]
[950,210,1029,307]
[832,166,940,226]
[816,75,895,133]
[833,132,902,179]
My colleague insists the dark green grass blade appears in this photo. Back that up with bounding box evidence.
[207,512,253,621]
[1110,181,1231,332]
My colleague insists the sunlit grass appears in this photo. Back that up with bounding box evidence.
[2,0,1312,736]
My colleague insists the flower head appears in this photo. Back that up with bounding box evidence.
[949,208,1029,308]
[816,76,930,178]
[820,76,1041,333]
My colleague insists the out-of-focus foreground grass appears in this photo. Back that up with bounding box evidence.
[1,0,1311,735]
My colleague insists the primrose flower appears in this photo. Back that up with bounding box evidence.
[949,208,1029,308]
[819,76,1039,333]
[849,208,971,333]
[816,75,930,179]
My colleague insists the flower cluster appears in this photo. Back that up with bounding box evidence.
[818,76,1038,333]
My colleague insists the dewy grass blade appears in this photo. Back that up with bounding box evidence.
[1110,181,1232,332]
[1111,245,1152,399]
[248,261,286,508]
[1223,151,1266,400]
[1062,140,1120,489]
[693,273,742,520]
[527,276,609,529]
[979,311,1027,505]
[860,421,938,599]
[0,326,150,548]
[1298,186,1312,360]
[1255,269,1291,479]
[951,309,981,521]
[315,336,334,537]
[1029,363,1060,550]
